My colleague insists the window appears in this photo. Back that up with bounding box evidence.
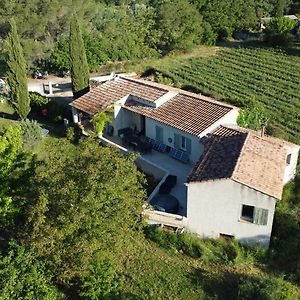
[286,153,292,165]
[241,205,254,222]
[241,205,268,225]
[219,233,234,240]
[174,133,192,154]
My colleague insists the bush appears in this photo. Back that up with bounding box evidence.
[47,101,67,123]
[201,22,217,45]
[145,226,265,265]
[20,119,43,144]
[66,124,82,144]
[0,243,61,299]
[29,92,50,108]
[238,275,298,300]
[79,253,122,299]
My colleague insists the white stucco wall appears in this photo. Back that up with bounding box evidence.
[186,179,277,248]
[145,117,204,164]
[71,106,79,123]
[199,108,239,138]
[283,145,300,184]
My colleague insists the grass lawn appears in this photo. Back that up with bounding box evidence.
[119,237,299,299]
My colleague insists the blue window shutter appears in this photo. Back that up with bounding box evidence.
[174,133,180,149]
[186,137,192,154]
[156,126,163,142]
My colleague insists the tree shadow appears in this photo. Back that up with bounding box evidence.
[190,267,240,299]
[0,111,19,121]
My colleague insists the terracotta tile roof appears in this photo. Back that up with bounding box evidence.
[124,93,233,136]
[71,76,169,115]
[188,126,295,199]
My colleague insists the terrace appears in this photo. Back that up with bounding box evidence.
[101,132,194,218]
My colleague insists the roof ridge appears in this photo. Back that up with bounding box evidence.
[118,75,170,93]
[178,90,236,110]
[119,75,237,110]
[231,131,251,179]
[188,136,222,181]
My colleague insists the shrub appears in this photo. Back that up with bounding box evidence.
[29,92,50,108]
[47,101,67,123]
[91,111,111,137]
[66,124,82,144]
[238,275,298,300]
[20,119,42,143]
[79,253,122,300]
[145,226,265,265]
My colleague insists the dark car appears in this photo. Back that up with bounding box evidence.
[33,70,48,79]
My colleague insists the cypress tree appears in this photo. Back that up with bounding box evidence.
[69,13,90,99]
[6,20,30,119]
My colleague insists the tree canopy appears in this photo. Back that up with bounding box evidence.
[69,13,90,98]
[0,0,296,75]
[5,20,30,119]
[20,137,146,282]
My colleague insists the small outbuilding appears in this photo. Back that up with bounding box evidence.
[186,126,299,248]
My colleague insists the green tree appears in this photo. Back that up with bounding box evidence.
[79,252,122,299]
[92,111,111,137]
[155,0,203,52]
[268,16,297,33]
[69,13,90,99]
[0,243,62,300]
[237,105,269,131]
[0,125,23,229]
[5,19,30,119]
[21,137,146,282]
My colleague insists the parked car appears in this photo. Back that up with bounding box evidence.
[33,70,48,79]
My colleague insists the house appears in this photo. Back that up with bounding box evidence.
[187,126,299,248]
[71,75,239,164]
[70,75,299,248]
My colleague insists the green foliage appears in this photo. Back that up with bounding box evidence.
[69,13,90,99]
[80,253,122,299]
[0,243,61,300]
[47,101,67,123]
[20,119,43,145]
[238,274,298,300]
[270,175,300,282]
[92,111,111,137]
[29,92,50,108]
[66,124,82,144]
[265,17,297,46]
[145,226,263,265]
[5,19,30,119]
[155,0,203,52]
[237,105,269,130]
[50,37,70,72]
[0,125,23,228]
[268,17,297,33]
[21,137,146,282]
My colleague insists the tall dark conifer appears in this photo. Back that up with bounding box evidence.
[6,19,30,119]
[69,13,90,99]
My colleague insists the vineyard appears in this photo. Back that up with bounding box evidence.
[160,47,300,143]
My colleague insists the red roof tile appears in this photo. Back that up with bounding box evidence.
[124,93,232,136]
[71,76,169,115]
[188,126,295,199]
